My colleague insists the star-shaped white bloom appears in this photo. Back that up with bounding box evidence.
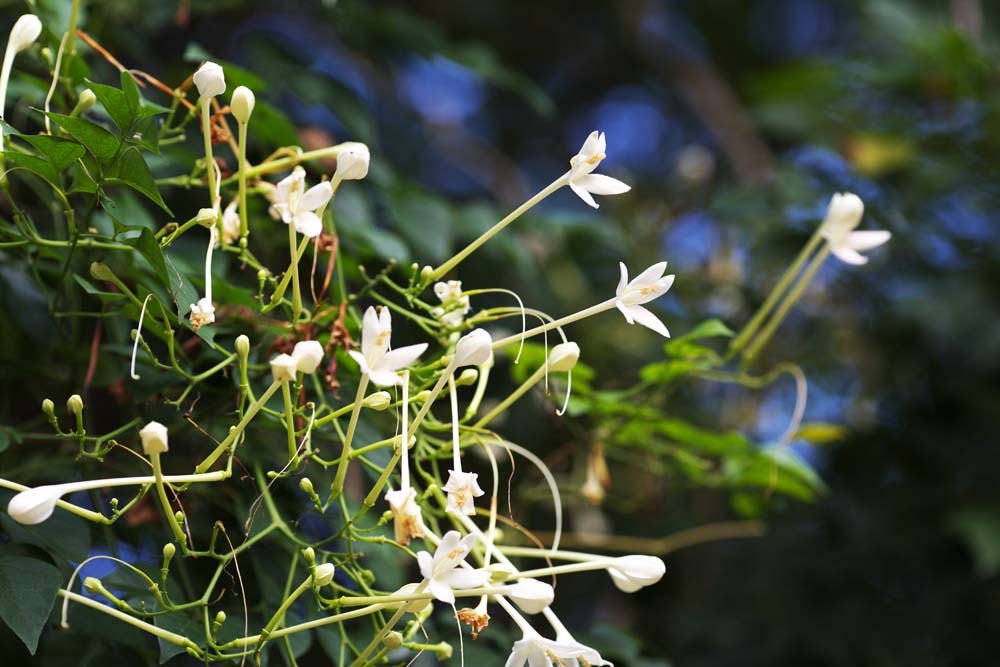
[505,631,595,667]
[384,486,424,546]
[271,166,333,238]
[614,262,675,337]
[442,469,485,515]
[348,306,428,386]
[189,297,215,330]
[415,531,490,604]
[567,131,631,209]
[820,192,891,265]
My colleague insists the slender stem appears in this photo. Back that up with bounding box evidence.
[400,371,410,490]
[730,226,825,354]
[407,362,456,436]
[349,601,409,667]
[263,235,309,313]
[237,121,249,239]
[281,381,298,462]
[257,577,311,652]
[472,363,546,429]
[287,221,302,321]
[194,380,283,474]
[742,245,831,364]
[449,375,461,472]
[330,374,370,499]
[66,0,81,58]
[491,298,616,350]
[149,452,187,546]
[430,175,568,280]
[234,144,352,182]
[200,98,216,208]
[58,590,199,651]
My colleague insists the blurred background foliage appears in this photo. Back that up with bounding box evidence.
[1,0,999,665]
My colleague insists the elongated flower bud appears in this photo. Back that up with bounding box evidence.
[362,391,392,411]
[547,342,580,372]
[8,15,41,54]
[7,485,64,525]
[230,86,254,123]
[66,394,83,416]
[606,555,666,592]
[507,578,554,614]
[453,328,493,367]
[193,61,225,98]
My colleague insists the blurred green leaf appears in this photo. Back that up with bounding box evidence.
[0,550,62,654]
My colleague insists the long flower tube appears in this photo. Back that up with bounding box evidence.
[193,61,225,210]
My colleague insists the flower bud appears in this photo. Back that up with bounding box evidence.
[174,511,184,525]
[6,485,64,525]
[235,334,250,357]
[362,391,392,411]
[270,353,298,382]
[193,61,226,98]
[453,329,493,367]
[455,368,478,386]
[90,261,116,282]
[139,421,169,456]
[196,207,217,227]
[547,342,580,372]
[606,555,666,592]
[312,562,335,587]
[162,543,176,564]
[302,547,316,564]
[391,583,431,614]
[66,394,83,415]
[214,611,227,625]
[41,398,55,417]
[822,192,864,236]
[299,477,314,495]
[230,86,255,124]
[73,89,97,116]
[507,578,554,614]
[291,340,324,374]
[384,631,404,650]
[83,577,102,595]
[333,142,370,182]
[8,15,42,54]
[486,562,516,583]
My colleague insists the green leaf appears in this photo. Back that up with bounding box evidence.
[131,227,169,289]
[390,190,452,262]
[0,490,91,563]
[127,115,159,154]
[42,112,121,163]
[106,147,172,214]
[666,318,734,354]
[5,151,59,184]
[86,79,134,133]
[154,610,200,664]
[69,159,98,194]
[120,71,141,114]
[0,431,8,453]
[19,135,86,172]
[0,550,63,654]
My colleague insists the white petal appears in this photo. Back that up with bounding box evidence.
[574,173,630,195]
[378,343,428,373]
[846,230,891,252]
[416,551,434,580]
[628,261,668,288]
[347,350,370,375]
[427,577,455,604]
[293,211,323,238]
[629,305,670,337]
[569,181,599,209]
[274,168,300,205]
[300,181,333,211]
[616,300,635,324]
[635,274,676,305]
[442,568,490,590]
[368,369,402,387]
[616,262,629,297]
[361,307,379,353]
[379,306,392,334]
[830,244,869,265]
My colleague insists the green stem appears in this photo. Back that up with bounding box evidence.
[473,363,546,429]
[200,99,216,209]
[330,374,370,499]
[237,121,249,239]
[288,220,302,321]
[194,380,283,474]
[491,298,616,350]
[58,590,200,653]
[149,452,187,547]
[281,380,298,463]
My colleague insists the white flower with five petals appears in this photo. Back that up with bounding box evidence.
[614,262,675,337]
[348,306,428,386]
[416,531,490,604]
[271,166,333,238]
[567,131,631,209]
[442,469,484,515]
[820,192,891,265]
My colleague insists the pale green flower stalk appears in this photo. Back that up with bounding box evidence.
[230,85,255,241]
[193,61,225,211]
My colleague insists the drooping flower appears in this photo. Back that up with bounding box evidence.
[6,484,66,525]
[384,486,424,546]
[442,469,485,515]
[567,131,631,209]
[605,555,666,592]
[456,601,490,637]
[416,530,490,604]
[139,421,169,456]
[504,631,593,667]
[332,142,370,185]
[453,328,493,367]
[614,262,675,337]
[271,166,333,238]
[506,578,555,614]
[193,61,226,98]
[348,306,428,386]
[291,340,324,374]
[820,192,891,265]
[189,296,215,330]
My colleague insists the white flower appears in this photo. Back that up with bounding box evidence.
[271,166,333,238]
[547,342,580,372]
[193,61,226,98]
[384,487,424,546]
[348,306,428,386]
[189,297,215,330]
[506,578,554,614]
[442,469,484,515]
[615,262,675,337]
[270,353,298,382]
[606,555,666,592]
[333,142,370,183]
[7,15,42,54]
[7,484,65,525]
[221,200,240,245]
[416,530,490,604]
[505,631,594,667]
[291,340,324,374]
[567,131,631,209]
[433,280,471,327]
[230,85,255,124]
[139,421,169,456]
[453,328,493,367]
[820,192,891,265]
[554,631,612,667]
